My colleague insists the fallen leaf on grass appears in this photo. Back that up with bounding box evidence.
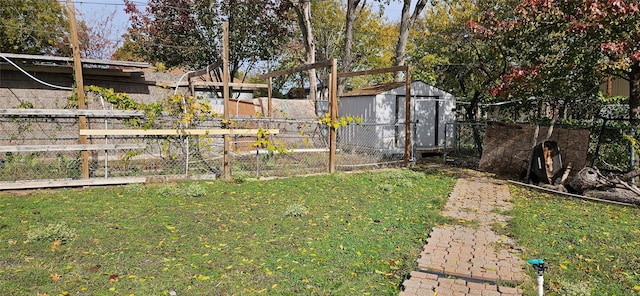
[88,264,101,273]
[50,273,62,282]
[50,240,61,251]
[109,274,118,282]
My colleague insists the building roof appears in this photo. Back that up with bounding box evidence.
[254,98,316,119]
[341,82,406,97]
[0,52,152,68]
[0,52,153,78]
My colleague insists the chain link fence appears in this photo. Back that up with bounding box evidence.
[7,113,635,186]
[443,121,485,168]
[0,117,83,181]
[588,119,635,172]
[440,120,640,173]
[0,115,222,182]
[337,122,405,170]
[230,118,329,178]
[0,114,408,185]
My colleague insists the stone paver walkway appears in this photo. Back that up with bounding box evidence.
[400,177,528,295]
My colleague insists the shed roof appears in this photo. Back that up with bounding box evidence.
[341,82,406,97]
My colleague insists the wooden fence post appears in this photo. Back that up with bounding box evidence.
[329,59,338,173]
[404,66,411,167]
[66,0,89,179]
[223,22,231,179]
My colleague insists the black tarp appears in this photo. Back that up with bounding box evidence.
[530,141,563,184]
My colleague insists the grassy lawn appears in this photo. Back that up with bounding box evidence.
[0,169,455,295]
[508,185,640,295]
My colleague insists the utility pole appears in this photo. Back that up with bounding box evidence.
[66,0,89,179]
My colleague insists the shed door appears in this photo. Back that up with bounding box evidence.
[396,96,440,149]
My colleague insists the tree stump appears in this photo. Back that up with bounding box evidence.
[567,167,608,193]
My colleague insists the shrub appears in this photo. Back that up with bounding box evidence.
[26,222,77,243]
[157,185,181,197]
[185,183,206,197]
[559,281,592,296]
[284,203,308,217]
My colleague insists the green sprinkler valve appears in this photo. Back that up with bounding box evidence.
[527,259,544,265]
[527,259,548,275]
[527,259,548,296]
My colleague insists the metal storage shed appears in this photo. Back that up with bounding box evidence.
[339,81,456,156]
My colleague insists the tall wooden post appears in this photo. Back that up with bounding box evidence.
[329,59,338,173]
[222,22,231,179]
[404,67,411,167]
[66,0,89,179]
[267,77,273,117]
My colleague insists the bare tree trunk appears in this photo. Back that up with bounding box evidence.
[338,0,362,96]
[466,90,483,155]
[293,0,317,103]
[629,63,640,120]
[393,0,427,82]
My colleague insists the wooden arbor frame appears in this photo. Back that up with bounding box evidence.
[259,63,412,171]
[259,59,339,172]
[32,10,411,185]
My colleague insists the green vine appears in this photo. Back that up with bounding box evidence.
[66,86,163,129]
[317,113,362,129]
[251,128,288,154]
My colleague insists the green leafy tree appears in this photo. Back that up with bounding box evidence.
[312,0,344,62]
[0,0,68,54]
[313,1,395,89]
[273,1,395,95]
[410,0,507,121]
[352,6,396,71]
[472,0,640,120]
[121,0,294,79]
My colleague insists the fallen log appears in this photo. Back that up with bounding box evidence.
[584,188,640,205]
[621,169,640,181]
[564,167,640,205]
[509,180,637,207]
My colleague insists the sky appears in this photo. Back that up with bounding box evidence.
[72,0,410,56]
